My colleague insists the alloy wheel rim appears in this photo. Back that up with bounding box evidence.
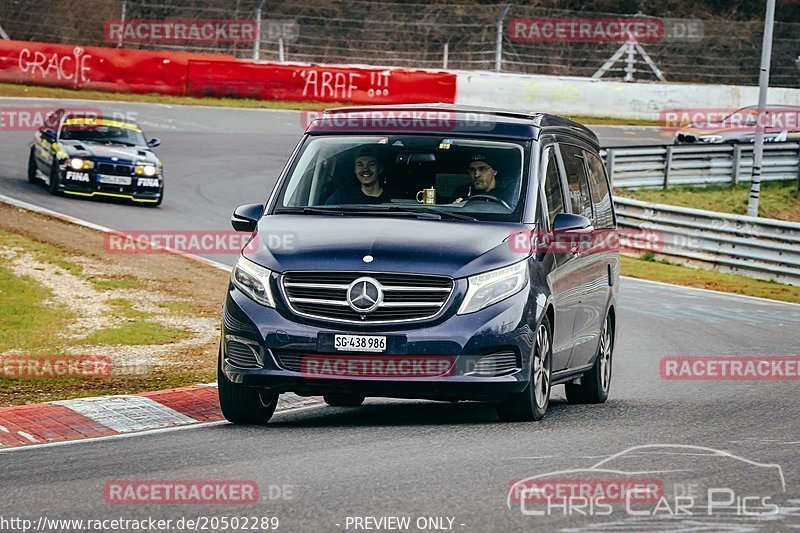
[599,319,613,392]
[533,323,551,408]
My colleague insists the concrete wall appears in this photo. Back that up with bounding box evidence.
[455,71,800,120]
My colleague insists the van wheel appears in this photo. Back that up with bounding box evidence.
[566,313,613,404]
[323,394,365,407]
[497,316,552,422]
[28,149,39,184]
[48,162,60,195]
[218,360,278,425]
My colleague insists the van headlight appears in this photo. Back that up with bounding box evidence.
[458,260,528,315]
[231,256,275,307]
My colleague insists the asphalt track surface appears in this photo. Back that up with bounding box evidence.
[1,98,799,532]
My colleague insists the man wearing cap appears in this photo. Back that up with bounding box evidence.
[325,146,390,205]
[452,154,516,207]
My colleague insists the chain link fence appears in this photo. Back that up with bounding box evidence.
[1,0,798,87]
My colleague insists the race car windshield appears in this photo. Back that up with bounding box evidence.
[60,121,147,146]
[276,135,528,222]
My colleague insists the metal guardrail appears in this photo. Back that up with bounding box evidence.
[615,197,800,286]
[603,142,800,189]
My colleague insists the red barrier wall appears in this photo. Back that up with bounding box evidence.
[0,40,232,95]
[0,40,456,104]
[187,60,456,104]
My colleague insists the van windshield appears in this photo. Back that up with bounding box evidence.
[275,135,529,222]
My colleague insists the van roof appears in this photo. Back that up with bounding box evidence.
[310,103,599,148]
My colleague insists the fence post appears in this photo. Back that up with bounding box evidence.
[606,149,616,187]
[443,42,449,70]
[495,4,510,72]
[796,143,800,196]
[732,143,742,187]
[663,145,673,190]
[117,0,127,48]
[278,38,285,62]
[253,0,266,61]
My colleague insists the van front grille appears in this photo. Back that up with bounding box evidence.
[281,271,453,324]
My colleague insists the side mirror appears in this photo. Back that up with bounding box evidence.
[147,137,161,148]
[231,203,264,232]
[553,213,592,233]
[42,129,56,141]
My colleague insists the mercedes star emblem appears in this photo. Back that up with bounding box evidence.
[363,255,374,263]
[346,277,383,313]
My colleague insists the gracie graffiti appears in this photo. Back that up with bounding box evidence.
[18,46,92,83]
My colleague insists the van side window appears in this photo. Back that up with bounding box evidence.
[560,145,593,219]
[585,151,615,229]
[543,151,564,228]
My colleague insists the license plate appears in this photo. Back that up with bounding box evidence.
[98,174,131,185]
[334,334,387,352]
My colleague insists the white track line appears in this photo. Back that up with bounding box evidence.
[0,402,328,453]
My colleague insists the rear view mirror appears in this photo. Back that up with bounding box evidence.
[396,153,436,166]
[231,204,264,232]
[553,213,592,233]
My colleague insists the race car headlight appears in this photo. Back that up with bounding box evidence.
[135,164,158,176]
[68,158,93,170]
[231,256,275,308]
[699,135,723,143]
[458,260,528,315]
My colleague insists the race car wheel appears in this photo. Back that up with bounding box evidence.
[48,162,60,195]
[566,312,614,404]
[27,149,39,184]
[496,315,552,422]
[323,394,365,407]
[218,355,278,425]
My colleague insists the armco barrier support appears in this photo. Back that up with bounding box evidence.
[616,197,800,286]
[0,39,456,105]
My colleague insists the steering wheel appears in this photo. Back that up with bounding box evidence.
[464,194,512,210]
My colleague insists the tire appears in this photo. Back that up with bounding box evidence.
[323,394,365,407]
[27,149,39,184]
[48,161,60,195]
[218,358,278,425]
[566,312,614,404]
[496,315,552,422]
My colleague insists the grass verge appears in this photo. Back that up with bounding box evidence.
[0,82,658,125]
[621,255,800,304]
[0,202,227,406]
[616,180,800,222]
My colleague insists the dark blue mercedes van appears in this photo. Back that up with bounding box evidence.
[219,104,619,423]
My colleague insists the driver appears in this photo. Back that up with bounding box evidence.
[325,147,390,205]
[453,154,515,206]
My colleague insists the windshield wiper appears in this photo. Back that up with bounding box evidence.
[274,207,346,216]
[351,205,477,221]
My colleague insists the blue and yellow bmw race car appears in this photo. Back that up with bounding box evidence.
[27,110,164,206]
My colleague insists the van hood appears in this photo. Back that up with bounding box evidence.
[243,215,529,279]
